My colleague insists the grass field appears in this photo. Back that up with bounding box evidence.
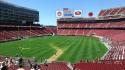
[0,36,108,63]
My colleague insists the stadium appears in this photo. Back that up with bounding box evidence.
[0,0,125,70]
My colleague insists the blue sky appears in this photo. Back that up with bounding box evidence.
[5,0,125,26]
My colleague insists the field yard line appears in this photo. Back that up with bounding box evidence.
[48,44,63,62]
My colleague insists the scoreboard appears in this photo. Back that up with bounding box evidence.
[56,8,82,18]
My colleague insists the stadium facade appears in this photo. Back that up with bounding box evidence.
[0,1,39,26]
[57,7,125,35]
[0,1,56,41]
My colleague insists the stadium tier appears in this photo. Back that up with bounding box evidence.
[98,7,125,19]
[73,60,125,70]
[0,26,56,41]
[0,56,125,70]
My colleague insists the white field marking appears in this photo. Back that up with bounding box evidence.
[19,47,31,50]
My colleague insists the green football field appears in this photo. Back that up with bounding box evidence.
[0,36,108,63]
